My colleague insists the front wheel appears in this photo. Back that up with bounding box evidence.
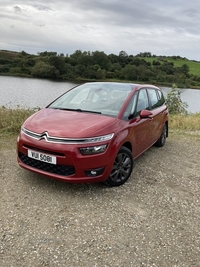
[105,146,133,186]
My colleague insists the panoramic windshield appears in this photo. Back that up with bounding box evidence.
[48,83,133,117]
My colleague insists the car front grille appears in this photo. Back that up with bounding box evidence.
[19,152,75,176]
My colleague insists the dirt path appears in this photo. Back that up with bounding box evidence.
[1,132,200,267]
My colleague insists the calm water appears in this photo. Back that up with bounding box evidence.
[0,76,200,113]
[0,76,77,109]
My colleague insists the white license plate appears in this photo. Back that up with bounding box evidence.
[28,150,57,165]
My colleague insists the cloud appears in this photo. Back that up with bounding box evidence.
[14,6,22,13]
[31,4,53,11]
[0,0,200,60]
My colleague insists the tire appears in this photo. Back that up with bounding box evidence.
[105,146,133,186]
[155,123,167,147]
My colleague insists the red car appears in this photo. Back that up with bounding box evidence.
[17,82,168,186]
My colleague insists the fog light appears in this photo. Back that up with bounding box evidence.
[84,167,105,177]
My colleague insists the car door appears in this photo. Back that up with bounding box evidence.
[126,88,154,157]
[147,88,167,144]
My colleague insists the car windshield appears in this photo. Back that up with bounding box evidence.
[48,83,133,117]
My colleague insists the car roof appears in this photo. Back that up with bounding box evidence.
[84,82,160,91]
[85,81,138,88]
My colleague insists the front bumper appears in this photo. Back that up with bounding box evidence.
[17,133,116,183]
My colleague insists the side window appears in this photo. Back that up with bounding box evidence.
[122,91,138,121]
[148,89,159,109]
[148,89,166,109]
[157,90,165,106]
[136,89,149,115]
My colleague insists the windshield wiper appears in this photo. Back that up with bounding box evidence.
[52,107,101,114]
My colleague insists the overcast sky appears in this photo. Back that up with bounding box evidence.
[1,0,200,60]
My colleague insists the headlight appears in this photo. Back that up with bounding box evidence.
[79,144,107,155]
[88,133,114,143]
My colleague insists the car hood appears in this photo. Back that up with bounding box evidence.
[23,108,117,138]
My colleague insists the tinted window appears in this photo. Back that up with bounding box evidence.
[157,90,165,106]
[148,89,159,109]
[148,89,165,109]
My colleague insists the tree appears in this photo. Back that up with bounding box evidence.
[152,60,161,66]
[38,51,57,57]
[180,64,189,77]
[122,65,138,80]
[160,62,174,75]
[49,56,65,74]
[70,50,83,64]
[137,65,153,81]
[136,52,152,57]
[118,51,129,66]
[119,51,128,58]
[92,51,110,70]
[74,64,86,77]
[77,51,92,67]
[108,53,119,64]
[31,61,57,78]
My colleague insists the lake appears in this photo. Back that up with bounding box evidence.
[0,76,200,113]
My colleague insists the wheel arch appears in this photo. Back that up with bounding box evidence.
[121,141,132,153]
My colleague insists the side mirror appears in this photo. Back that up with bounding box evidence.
[140,109,153,118]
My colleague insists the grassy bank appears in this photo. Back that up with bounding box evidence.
[1,107,200,136]
[0,106,37,135]
[169,113,200,131]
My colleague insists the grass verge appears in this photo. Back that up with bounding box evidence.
[0,106,37,135]
[169,113,200,131]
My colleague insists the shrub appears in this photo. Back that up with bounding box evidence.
[166,84,188,114]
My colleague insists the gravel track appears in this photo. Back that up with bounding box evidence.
[1,133,200,267]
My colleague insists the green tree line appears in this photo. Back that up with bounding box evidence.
[0,50,200,88]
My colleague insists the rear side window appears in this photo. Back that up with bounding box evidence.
[157,90,165,106]
[148,89,165,109]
